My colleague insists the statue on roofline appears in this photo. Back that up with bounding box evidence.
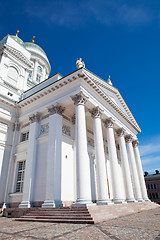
[76,58,85,68]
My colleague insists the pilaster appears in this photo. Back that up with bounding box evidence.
[19,113,40,208]
[42,104,65,208]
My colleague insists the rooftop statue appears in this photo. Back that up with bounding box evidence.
[76,58,85,68]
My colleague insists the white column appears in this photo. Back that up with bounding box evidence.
[116,128,135,202]
[90,107,110,204]
[42,103,65,208]
[104,118,123,203]
[33,60,38,82]
[42,67,46,81]
[133,140,149,201]
[19,113,40,208]
[125,135,143,202]
[71,91,92,205]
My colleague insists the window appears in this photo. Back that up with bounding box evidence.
[7,66,18,86]
[8,92,13,96]
[36,74,41,83]
[16,161,25,193]
[28,71,32,80]
[21,132,29,142]
[37,66,42,72]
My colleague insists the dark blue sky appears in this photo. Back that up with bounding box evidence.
[0,0,159,173]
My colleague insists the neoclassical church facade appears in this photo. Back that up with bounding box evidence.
[0,32,148,209]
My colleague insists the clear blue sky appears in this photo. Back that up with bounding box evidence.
[0,0,159,173]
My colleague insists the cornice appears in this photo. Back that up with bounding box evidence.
[17,68,141,132]
[3,44,32,68]
[0,94,16,108]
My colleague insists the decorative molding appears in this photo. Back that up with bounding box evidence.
[89,106,103,118]
[72,114,76,125]
[87,137,94,147]
[116,128,126,137]
[29,112,41,123]
[71,91,88,105]
[125,134,133,143]
[132,140,139,148]
[48,103,65,116]
[13,123,20,131]
[62,124,71,136]
[103,117,115,128]
[40,123,49,136]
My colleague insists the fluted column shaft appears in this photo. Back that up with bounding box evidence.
[125,135,142,201]
[116,128,135,202]
[72,92,92,204]
[133,140,149,201]
[90,107,110,203]
[104,118,123,203]
[19,113,40,208]
[42,103,65,208]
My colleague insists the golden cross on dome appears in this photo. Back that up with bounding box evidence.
[15,30,19,37]
[31,36,36,43]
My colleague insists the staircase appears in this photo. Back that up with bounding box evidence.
[15,207,94,224]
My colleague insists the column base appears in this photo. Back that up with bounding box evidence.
[42,200,63,208]
[136,198,143,202]
[19,201,31,208]
[113,199,125,204]
[96,199,113,205]
[72,199,93,207]
[126,198,136,203]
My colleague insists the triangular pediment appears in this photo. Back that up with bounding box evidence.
[82,68,141,132]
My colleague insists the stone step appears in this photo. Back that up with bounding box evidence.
[21,215,93,220]
[15,218,94,224]
[26,211,90,216]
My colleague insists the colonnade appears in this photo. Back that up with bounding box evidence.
[19,91,148,208]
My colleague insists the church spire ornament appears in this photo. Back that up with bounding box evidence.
[15,30,19,37]
[107,75,113,86]
[31,36,36,43]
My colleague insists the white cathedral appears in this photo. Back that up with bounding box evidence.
[0,32,149,210]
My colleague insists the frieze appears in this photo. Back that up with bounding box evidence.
[87,137,94,147]
[62,125,71,136]
[40,123,49,136]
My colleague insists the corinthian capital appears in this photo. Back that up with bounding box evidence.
[48,103,65,116]
[89,106,103,118]
[29,112,40,123]
[116,128,126,137]
[71,91,88,105]
[104,117,115,128]
[125,134,133,143]
[132,140,139,148]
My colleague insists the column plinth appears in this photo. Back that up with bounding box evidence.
[104,118,123,204]
[125,135,143,202]
[90,107,111,204]
[133,140,149,201]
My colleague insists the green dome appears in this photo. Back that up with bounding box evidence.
[23,42,47,56]
[11,35,23,45]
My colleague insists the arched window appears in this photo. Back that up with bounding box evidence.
[7,66,18,86]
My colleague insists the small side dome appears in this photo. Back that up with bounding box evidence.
[23,42,47,57]
[10,35,23,45]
